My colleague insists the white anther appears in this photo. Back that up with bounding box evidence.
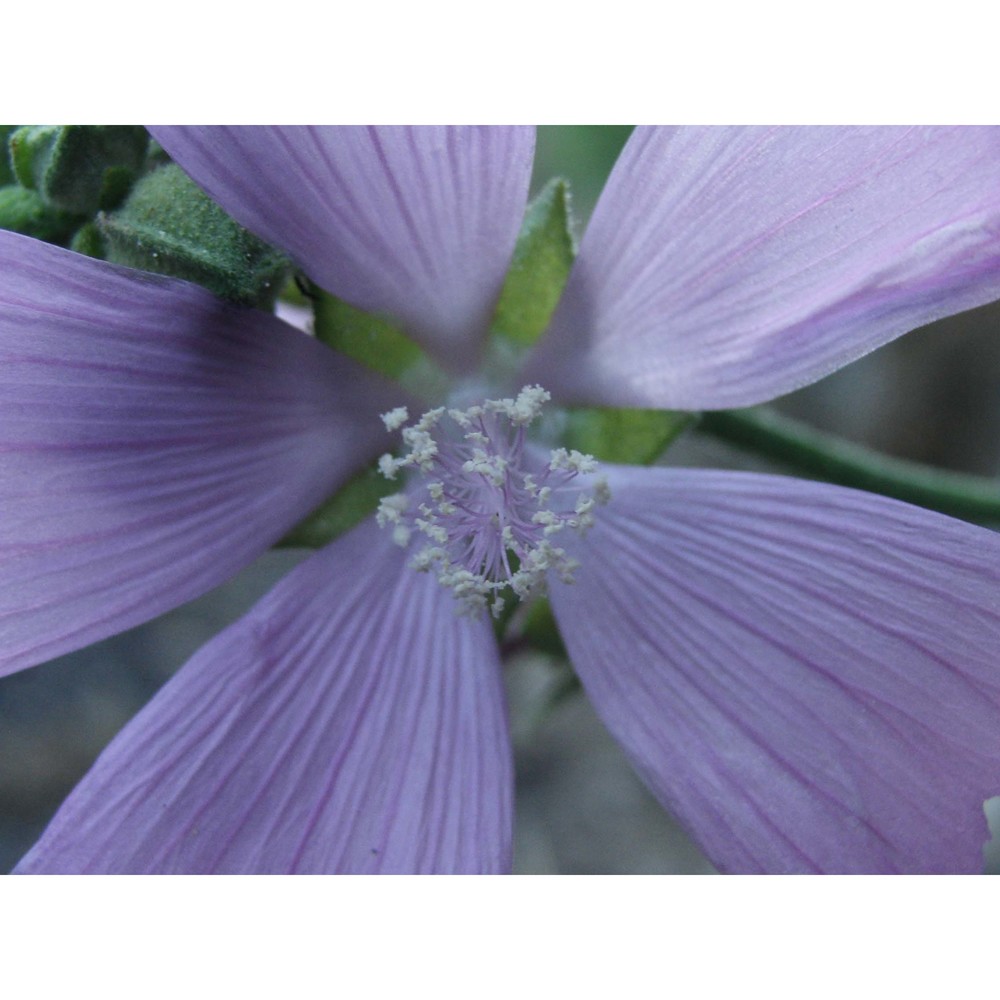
[381,407,409,431]
[376,493,409,526]
[507,384,551,424]
[378,454,402,480]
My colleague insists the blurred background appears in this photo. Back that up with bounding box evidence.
[2,126,999,874]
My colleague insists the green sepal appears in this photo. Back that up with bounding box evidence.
[0,185,81,243]
[492,178,576,346]
[10,125,149,214]
[100,164,290,309]
[0,126,18,185]
[313,286,424,379]
[277,468,396,549]
[564,406,695,465]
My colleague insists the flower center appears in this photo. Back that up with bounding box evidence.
[376,385,610,617]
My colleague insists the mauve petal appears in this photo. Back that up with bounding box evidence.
[0,232,403,678]
[151,126,535,369]
[15,517,512,874]
[527,126,1000,409]
[549,466,1000,873]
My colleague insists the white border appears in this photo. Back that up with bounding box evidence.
[2,877,994,997]
[4,1,997,123]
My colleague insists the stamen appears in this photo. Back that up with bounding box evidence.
[377,385,610,617]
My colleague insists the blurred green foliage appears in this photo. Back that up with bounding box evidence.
[532,126,633,222]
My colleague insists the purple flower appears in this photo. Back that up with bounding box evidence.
[7,126,1000,873]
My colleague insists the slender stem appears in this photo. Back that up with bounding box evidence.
[699,408,1000,524]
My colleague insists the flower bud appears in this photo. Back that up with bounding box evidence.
[99,164,290,310]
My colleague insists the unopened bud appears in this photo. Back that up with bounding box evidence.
[99,164,290,310]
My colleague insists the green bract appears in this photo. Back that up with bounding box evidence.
[100,164,290,310]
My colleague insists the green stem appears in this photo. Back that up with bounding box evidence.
[699,408,1000,524]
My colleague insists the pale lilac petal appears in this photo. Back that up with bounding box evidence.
[550,466,1000,873]
[16,518,512,874]
[527,127,1000,409]
[151,126,535,368]
[0,232,403,678]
